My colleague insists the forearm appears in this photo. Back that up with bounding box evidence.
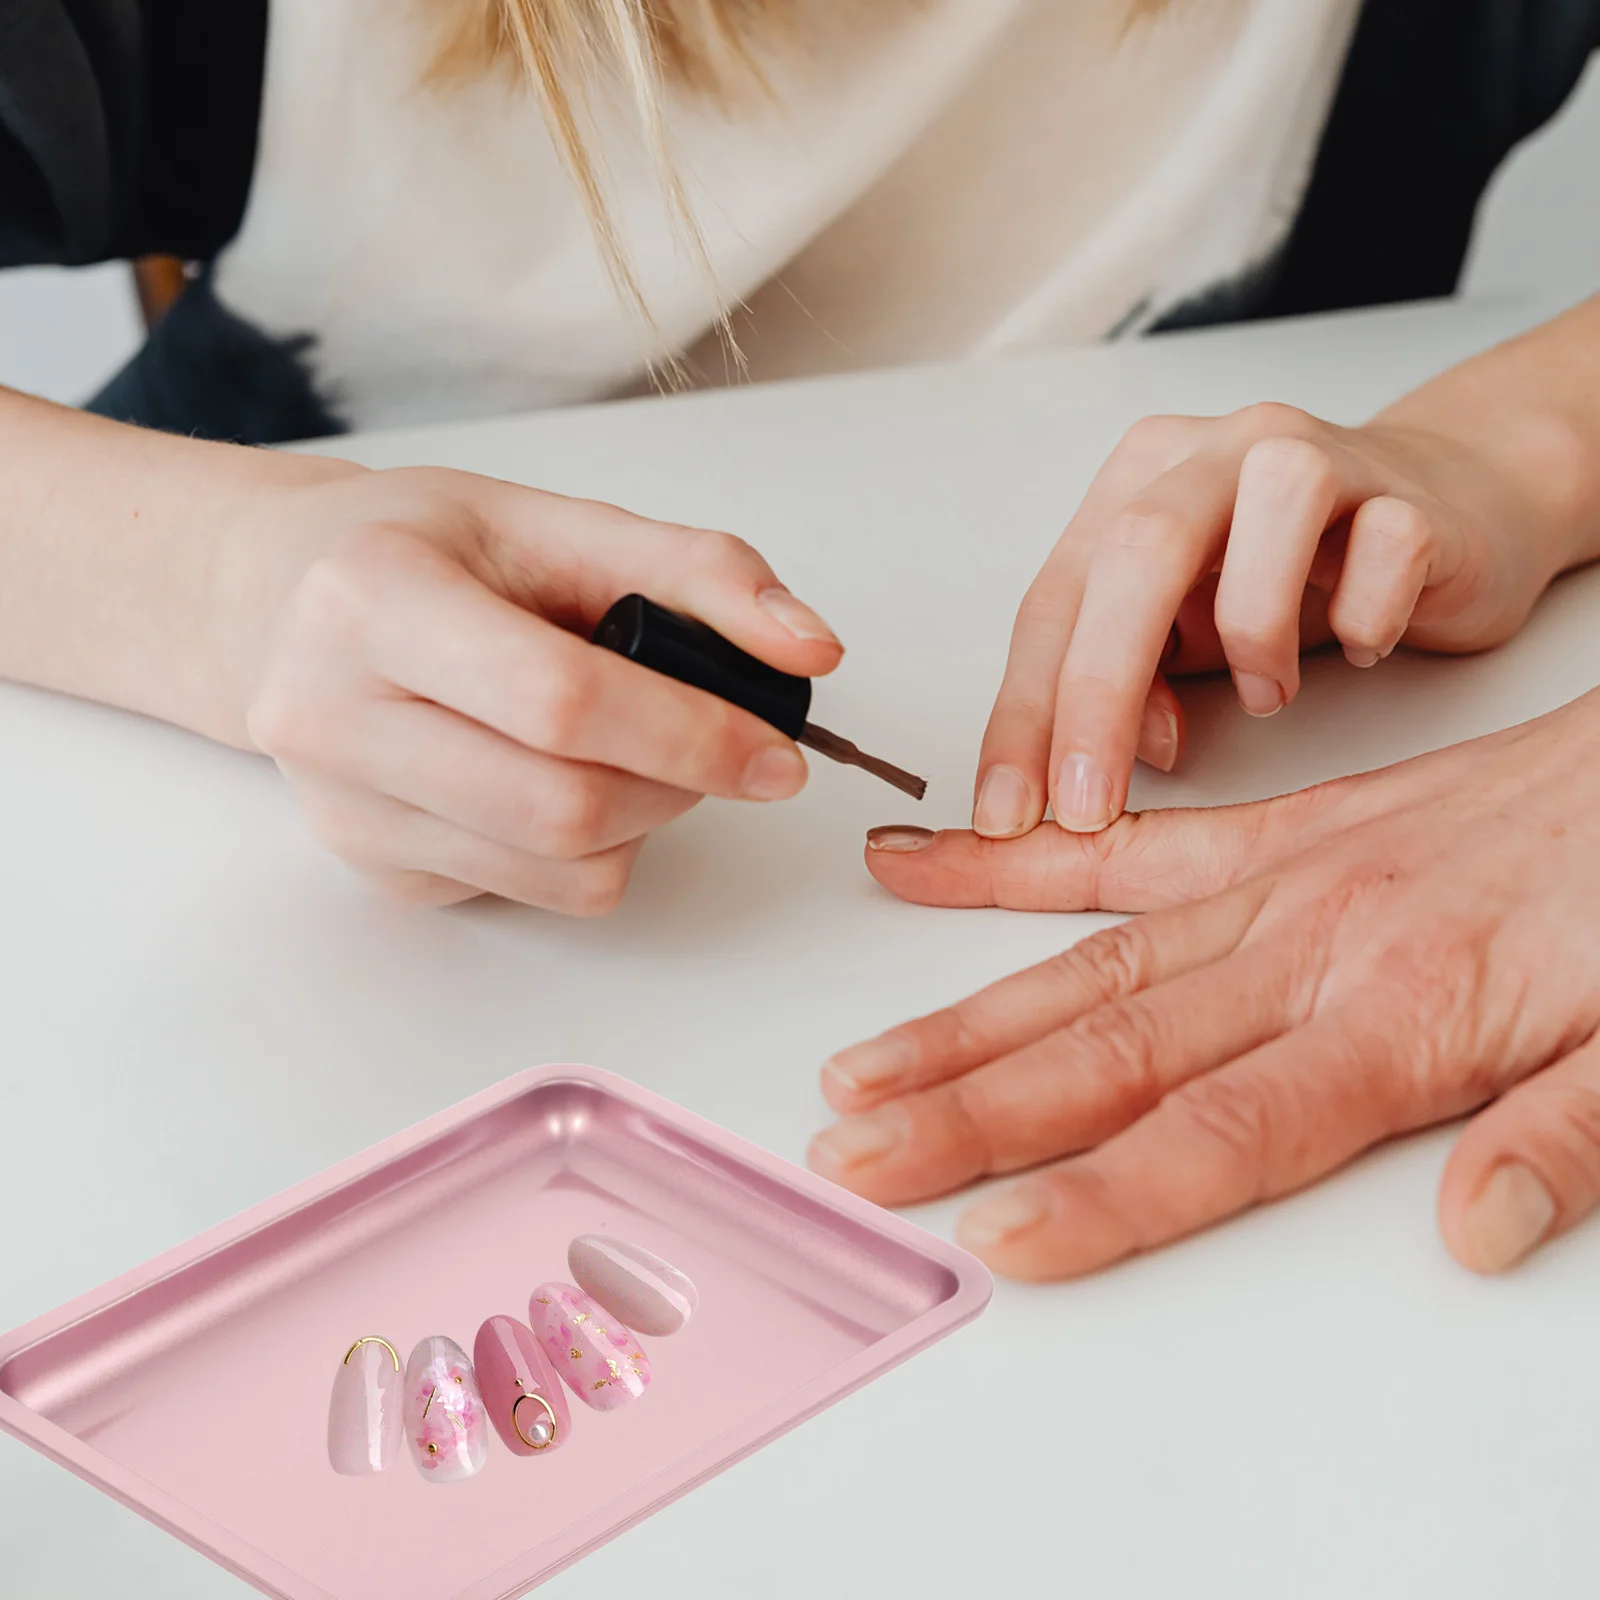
[0,387,358,746]
[1372,293,1600,574]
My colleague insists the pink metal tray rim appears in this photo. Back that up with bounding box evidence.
[0,1063,992,1600]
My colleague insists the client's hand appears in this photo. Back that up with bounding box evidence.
[812,693,1600,1281]
[230,466,842,911]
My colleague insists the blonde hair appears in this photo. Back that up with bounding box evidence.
[431,1,1171,355]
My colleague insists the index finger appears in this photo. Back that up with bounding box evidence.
[1049,451,1241,831]
[366,534,811,801]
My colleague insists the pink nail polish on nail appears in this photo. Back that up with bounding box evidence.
[474,1316,571,1456]
[328,1338,403,1475]
[569,1235,698,1338]
[529,1283,652,1412]
[403,1337,489,1482]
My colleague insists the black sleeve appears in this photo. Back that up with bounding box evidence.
[1256,0,1600,318]
[0,0,267,268]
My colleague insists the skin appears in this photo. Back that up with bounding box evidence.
[0,387,842,911]
[813,296,1600,1281]
[812,693,1600,1281]
[971,295,1600,839]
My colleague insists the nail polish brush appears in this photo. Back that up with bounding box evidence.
[592,594,927,801]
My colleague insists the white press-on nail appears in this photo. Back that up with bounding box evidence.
[328,1337,404,1475]
[567,1236,699,1338]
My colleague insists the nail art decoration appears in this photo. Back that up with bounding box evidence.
[403,1336,489,1482]
[567,1235,698,1337]
[328,1336,404,1476]
[529,1283,651,1412]
[473,1315,571,1457]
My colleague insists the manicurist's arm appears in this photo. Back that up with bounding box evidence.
[0,387,844,911]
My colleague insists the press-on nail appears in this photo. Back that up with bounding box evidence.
[741,745,807,800]
[403,1337,489,1482]
[1234,672,1284,717]
[1057,754,1114,832]
[866,826,935,853]
[568,1236,698,1338]
[757,587,841,646]
[973,766,1031,837]
[1461,1162,1557,1273]
[529,1284,651,1412]
[328,1338,404,1475]
[474,1316,570,1456]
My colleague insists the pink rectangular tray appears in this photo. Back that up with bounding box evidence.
[0,1064,990,1599]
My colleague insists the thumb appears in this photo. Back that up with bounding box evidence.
[862,789,1334,913]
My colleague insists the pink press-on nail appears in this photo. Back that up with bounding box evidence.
[567,1235,698,1338]
[529,1283,651,1412]
[403,1336,489,1482]
[327,1336,404,1475]
[473,1315,570,1457]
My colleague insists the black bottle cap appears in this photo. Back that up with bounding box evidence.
[592,594,813,741]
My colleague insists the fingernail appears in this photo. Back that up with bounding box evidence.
[741,744,807,800]
[757,587,841,646]
[473,1315,571,1456]
[973,765,1032,837]
[529,1283,651,1412]
[1461,1161,1557,1274]
[568,1234,698,1338]
[1344,646,1381,669]
[404,1336,489,1482]
[810,1107,906,1171]
[328,1337,404,1475]
[1234,672,1285,717]
[1057,753,1114,833]
[1138,703,1180,773]
[822,1034,918,1098]
[866,825,936,853]
[958,1183,1051,1252]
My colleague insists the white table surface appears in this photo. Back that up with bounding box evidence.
[4,293,1600,1599]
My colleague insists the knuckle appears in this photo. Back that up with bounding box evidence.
[527,771,610,858]
[1060,921,1152,1005]
[1240,433,1337,495]
[687,525,762,578]
[1212,600,1286,660]
[245,681,314,761]
[1235,400,1314,439]
[1358,498,1433,560]
[1068,999,1167,1107]
[1165,1073,1278,1173]
[526,661,600,750]
[561,854,633,919]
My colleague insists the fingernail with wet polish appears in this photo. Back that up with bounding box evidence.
[328,1337,404,1476]
[741,745,807,800]
[1234,673,1285,717]
[757,587,841,647]
[474,1316,571,1456]
[569,1235,698,1338]
[404,1336,489,1482]
[529,1284,652,1412]
[810,1107,906,1173]
[1461,1161,1556,1274]
[867,825,936,854]
[822,1034,917,1098]
[1057,754,1114,832]
[958,1183,1051,1253]
[1138,703,1180,773]
[973,766,1031,837]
